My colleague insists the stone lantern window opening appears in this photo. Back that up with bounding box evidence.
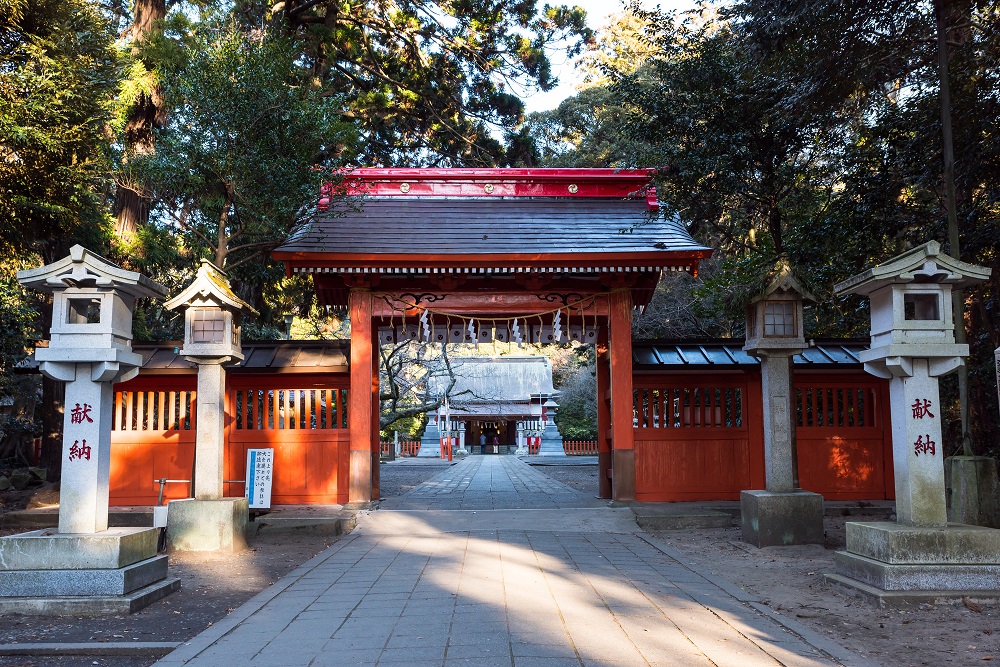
[763,301,796,337]
[191,308,226,344]
[903,293,940,321]
[66,297,103,325]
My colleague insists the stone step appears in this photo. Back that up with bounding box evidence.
[825,572,1000,608]
[0,576,180,615]
[0,555,168,597]
[0,528,158,570]
[834,550,1000,591]
[631,507,733,531]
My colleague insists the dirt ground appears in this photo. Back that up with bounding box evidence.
[2,461,999,667]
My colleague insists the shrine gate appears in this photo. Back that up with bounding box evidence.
[274,168,705,503]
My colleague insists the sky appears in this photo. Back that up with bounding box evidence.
[522,0,697,114]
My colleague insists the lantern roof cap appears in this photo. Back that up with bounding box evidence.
[165,259,258,315]
[834,241,991,297]
[16,245,167,299]
[750,262,816,304]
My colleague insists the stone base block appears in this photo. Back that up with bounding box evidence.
[824,572,1000,608]
[845,521,1000,564]
[949,456,1000,528]
[166,497,248,552]
[0,555,168,597]
[0,528,158,571]
[0,577,180,616]
[834,551,1000,591]
[740,489,824,547]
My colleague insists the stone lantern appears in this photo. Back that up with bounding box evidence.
[740,264,824,547]
[18,246,168,533]
[537,396,565,456]
[164,260,257,551]
[0,246,178,614]
[829,241,1000,603]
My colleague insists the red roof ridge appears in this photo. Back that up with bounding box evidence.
[319,167,658,210]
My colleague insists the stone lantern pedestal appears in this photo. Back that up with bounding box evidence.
[164,260,256,552]
[740,266,824,547]
[537,397,566,457]
[0,246,178,614]
[829,242,1000,605]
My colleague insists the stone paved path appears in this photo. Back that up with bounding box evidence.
[155,457,870,667]
[380,456,605,510]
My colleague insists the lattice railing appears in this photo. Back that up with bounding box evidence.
[113,390,195,432]
[232,388,348,430]
[563,440,598,455]
[795,385,877,428]
[632,385,744,428]
[380,441,421,457]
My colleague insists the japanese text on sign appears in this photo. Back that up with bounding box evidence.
[70,403,93,424]
[914,435,936,457]
[245,448,274,509]
[911,399,934,419]
[68,439,91,461]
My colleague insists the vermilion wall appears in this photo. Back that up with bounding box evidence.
[632,369,894,502]
[109,367,893,505]
[109,372,350,506]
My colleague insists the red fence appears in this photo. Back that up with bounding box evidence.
[563,440,598,455]
[631,370,893,501]
[379,441,421,457]
[110,373,350,506]
[793,372,893,500]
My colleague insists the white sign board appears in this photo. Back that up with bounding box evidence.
[245,448,274,509]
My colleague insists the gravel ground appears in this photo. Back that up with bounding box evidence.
[528,460,601,494]
[650,519,1000,667]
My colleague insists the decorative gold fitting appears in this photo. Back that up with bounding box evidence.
[399,182,410,193]
[484,183,495,194]
[568,184,579,194]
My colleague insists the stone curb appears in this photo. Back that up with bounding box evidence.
[152,531,364,666]
[0,642,180,657]
[637,532,881,667]
[250,513,357,537]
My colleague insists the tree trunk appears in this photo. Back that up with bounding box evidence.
[114,0,166,241]
[935,0,974,454]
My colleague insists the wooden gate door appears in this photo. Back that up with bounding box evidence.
[633,372,765,501]
[226,374,350,504]
[110,377,197,505]
[794,371,894,499]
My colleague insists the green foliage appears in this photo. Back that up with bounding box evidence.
[550,344,596,440]
[240,0,593,166]
[127,22,353,270]
[0,262,39,390]
[0,0,119,261]
[521,12,657,167]
[523,86,646,167]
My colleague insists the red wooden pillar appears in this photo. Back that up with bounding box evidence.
[348,289,375,505]
[595,327,612,499]
[746,369,766,490]
[608,290,635,501]
[371,337,380,500]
